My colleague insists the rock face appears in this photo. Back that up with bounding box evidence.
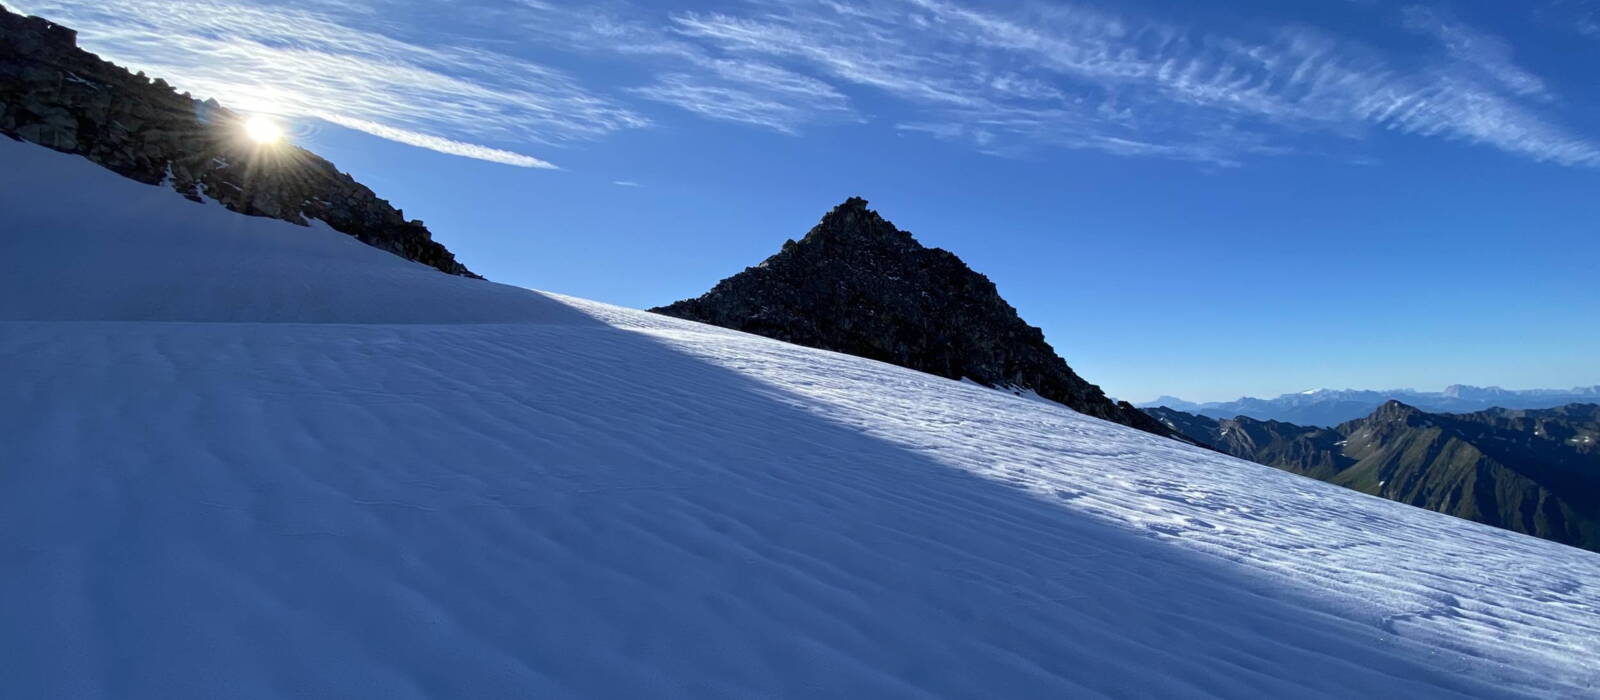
[654,197,1177,439]
[0,6,475,277]
[1147,401,1600,552]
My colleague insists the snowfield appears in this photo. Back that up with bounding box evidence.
[2,137,1598,698]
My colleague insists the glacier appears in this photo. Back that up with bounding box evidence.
[1,136,1597,698]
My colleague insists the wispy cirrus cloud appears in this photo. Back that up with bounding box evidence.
[1540,0,1600,39]
[629,73,842,135]
[660,0,1599,167]
[1403,6,1550,99]
[10,0,648,167]
[483,1,863,135]
[629,60,857,134]
[14,0,1597,170]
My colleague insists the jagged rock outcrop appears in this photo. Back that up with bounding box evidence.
[653,197,1177,439]
[0,5,475,277]
[1147,401,1600,551]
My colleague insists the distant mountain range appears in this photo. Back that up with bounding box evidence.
[1145,402,1600,552]
[1140,385,1600,426]
[653,197,1176,439]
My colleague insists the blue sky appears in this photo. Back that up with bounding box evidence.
[16,0,1600,402]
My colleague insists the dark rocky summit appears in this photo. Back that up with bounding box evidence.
[654,197,1178,439]
[0,5,475,277]
[1148,401,1600,551]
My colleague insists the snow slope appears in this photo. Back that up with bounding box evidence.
[2,137,1597,698]
[0,139,550,323]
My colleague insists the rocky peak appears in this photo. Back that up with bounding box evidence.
[817,195,874,228]
[0,5,476,277]
[1351,401,1436,440]
[801,196,914,248]
[652,197,1179,440]
[1371,400,1424,422]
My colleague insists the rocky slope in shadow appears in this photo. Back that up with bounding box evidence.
[0,5,475,277]
[654,197,1177,440]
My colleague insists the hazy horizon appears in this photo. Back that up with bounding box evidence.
[1124,383,1600,406]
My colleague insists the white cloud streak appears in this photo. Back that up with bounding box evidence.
[318,115,557,169]
[10,0,648,167]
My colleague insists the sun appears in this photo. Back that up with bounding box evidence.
[244,115,283,144]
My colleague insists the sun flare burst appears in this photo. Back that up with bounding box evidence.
[244,115,283,144]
